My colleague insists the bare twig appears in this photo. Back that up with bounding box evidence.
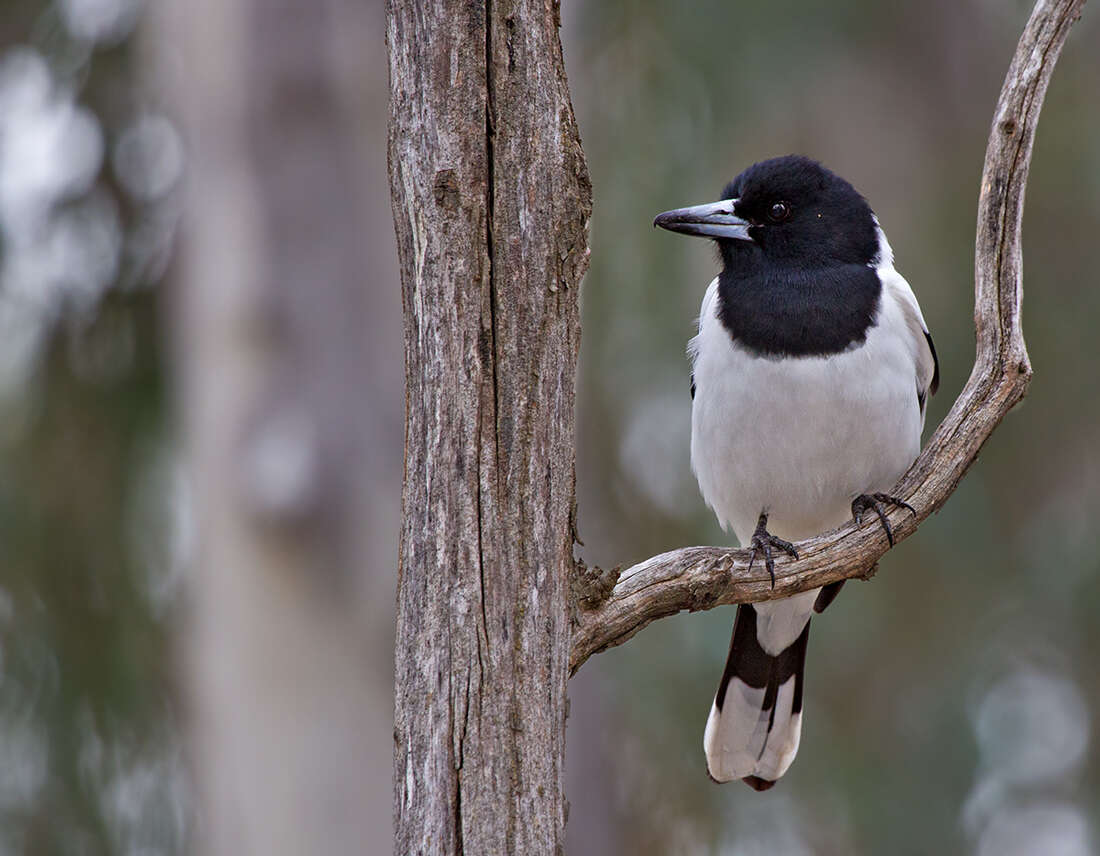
[570,0,1086,677]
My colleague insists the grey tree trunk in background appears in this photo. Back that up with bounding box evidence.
[389,0,591,852]
[160,0,399,853]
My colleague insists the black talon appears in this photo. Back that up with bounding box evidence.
[746,511,798,587]
[851,493,915,547]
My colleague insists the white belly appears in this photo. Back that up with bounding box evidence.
[690,277,923,545]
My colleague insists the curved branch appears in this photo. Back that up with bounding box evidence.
[570,0,1085,677]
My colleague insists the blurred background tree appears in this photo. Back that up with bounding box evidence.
[0,0,400,853]
[0,0,1096,854]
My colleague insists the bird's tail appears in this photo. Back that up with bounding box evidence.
[703,591,821,790]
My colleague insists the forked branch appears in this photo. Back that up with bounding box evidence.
[570,0,1086,676]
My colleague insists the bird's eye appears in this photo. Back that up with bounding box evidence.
[768,201,791,222]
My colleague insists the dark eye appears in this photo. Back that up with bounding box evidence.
[768,201,791,222]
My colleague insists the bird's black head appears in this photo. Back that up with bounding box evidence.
[654,156,886,357]
[654,155,880,273]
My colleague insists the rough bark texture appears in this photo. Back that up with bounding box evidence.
[163,0,395,852]
[389,0,590,852]
[570,0,1085,675]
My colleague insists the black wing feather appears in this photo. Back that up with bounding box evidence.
[925,330,940,396]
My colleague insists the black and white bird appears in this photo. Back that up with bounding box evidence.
[654,155,938,791]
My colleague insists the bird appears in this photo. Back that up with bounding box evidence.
[653,155,938,791]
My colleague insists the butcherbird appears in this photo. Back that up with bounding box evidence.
[654,155,938,790]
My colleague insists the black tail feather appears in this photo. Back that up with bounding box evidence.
[715,604,809,718]
[813,580,846,613]
[708,603,812,788]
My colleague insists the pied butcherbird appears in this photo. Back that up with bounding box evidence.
[654,155,939,790]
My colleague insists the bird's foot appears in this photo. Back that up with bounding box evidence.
[747,512,798,588]
[850,493,916,547]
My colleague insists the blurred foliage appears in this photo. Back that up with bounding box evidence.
[566,1,1100,853]
[0,1,185,853]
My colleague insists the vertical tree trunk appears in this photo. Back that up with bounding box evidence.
[163,0,396,852]
[388,0,591,852]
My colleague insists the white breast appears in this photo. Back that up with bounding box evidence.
[689,268,925,546]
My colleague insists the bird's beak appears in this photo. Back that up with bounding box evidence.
[653,198,752,241]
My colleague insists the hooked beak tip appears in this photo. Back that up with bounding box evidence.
[652,199,752,242]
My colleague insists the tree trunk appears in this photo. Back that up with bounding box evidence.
[388,0,591,852]
[163,0,397,852]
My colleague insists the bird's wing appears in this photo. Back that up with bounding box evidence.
[880,267,938,410]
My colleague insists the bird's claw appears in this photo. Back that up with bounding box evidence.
[851,493,915,547]
[747,512,798,588]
